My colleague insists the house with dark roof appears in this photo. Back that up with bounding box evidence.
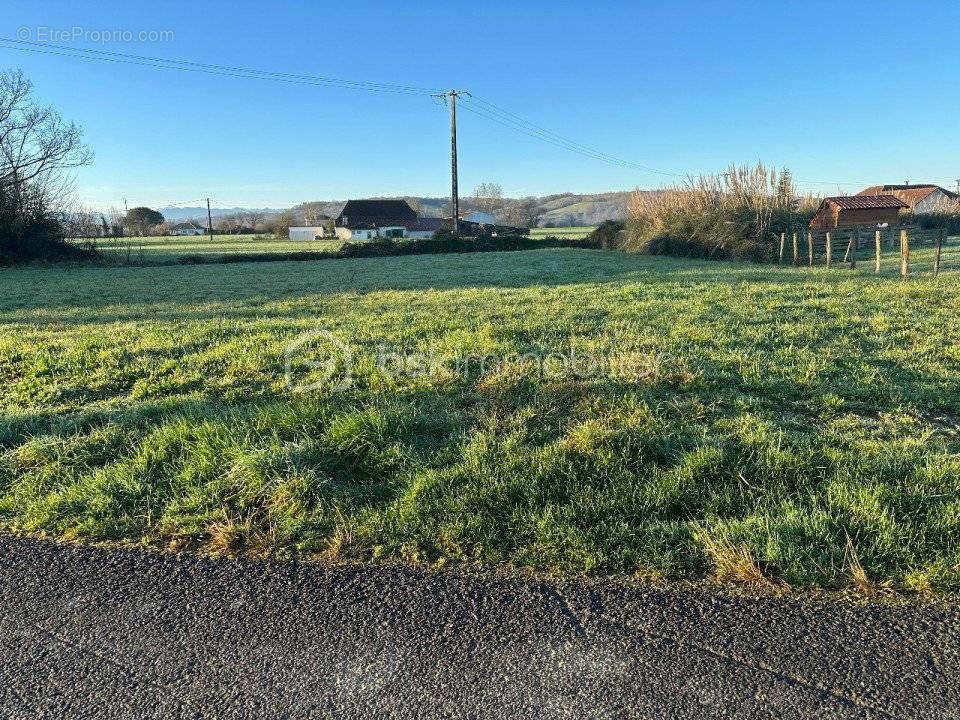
[809,195,907,230]
[856,184,959,214]
[334,199,419,240]
[328,198,529,240]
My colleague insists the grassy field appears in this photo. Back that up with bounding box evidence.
[90,234,343,263]
[87,230,588,263]
[3,247,960,590]
[529,226,596,240]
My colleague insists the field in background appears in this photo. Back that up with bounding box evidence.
[3,248,960,589]
[528,226,596,240]
[83,230,594,263]
[90,234,344,263]
[77,227,593,265]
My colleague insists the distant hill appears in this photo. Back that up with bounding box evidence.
[287,192,631,227]
[534,192,630,226]
[159,192,634,228]
[158,206,284,222]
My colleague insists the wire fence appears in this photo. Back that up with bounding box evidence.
[774,226,956,278]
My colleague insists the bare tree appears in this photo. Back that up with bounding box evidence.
[0,69,93,260]
[0,69,92,208]
[472,182,503,215]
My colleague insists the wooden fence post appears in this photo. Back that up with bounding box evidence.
[934,227,944,277]
[843,235,853,263]
[792,232,799,265]
[807,231,813,267]
[874,230,881,274]
[900,228,909,278]
[826,231,832,268]
[778,232,785,264]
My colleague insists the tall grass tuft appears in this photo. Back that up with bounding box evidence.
[626,163,820,262]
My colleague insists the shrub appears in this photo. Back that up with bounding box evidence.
[0,187,97,264]
[912,211,960,235]
[584,220,625,249]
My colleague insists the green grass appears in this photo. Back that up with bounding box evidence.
[88,230,591,262]
[88,234,344,263]
[529,226,596,240]
[3,247,960,590]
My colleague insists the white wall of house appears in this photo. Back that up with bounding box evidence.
[334,226,406,241]
[405,229,435,239]
[379,226,406,239]
[336,227,369,240]
[173,227,205,236]
[289,226,327,241]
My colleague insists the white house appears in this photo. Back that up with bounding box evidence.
[170,221,206,236]
[331,199,421,241]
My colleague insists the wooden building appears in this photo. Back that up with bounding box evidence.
[809,195,907,230]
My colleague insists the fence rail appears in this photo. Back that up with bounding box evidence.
[775,225,949,278]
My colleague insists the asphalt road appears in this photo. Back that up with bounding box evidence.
[0,536,957,719]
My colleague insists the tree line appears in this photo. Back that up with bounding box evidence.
[0,69,93,262]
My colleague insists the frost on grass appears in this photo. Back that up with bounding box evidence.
[2,248,960,589]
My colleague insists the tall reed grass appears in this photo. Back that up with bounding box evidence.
[626,163,820,262]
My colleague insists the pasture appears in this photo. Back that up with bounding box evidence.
[3,248,960,590]
[85,227,594,264]
[91,233,343,263]
[528,226,596,240]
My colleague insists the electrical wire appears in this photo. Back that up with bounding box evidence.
[0,37,440,96]
[463,94,685,178]
[1,38,952,191]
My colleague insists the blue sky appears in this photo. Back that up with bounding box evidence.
[2,0,958,210]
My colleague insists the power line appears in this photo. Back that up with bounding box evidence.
[458,99,683,177]
[0,37,440,96]
[1,38,952,191]
[0,37,694,180]
[464,94,685,178]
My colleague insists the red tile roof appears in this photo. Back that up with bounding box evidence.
[826,195,908,210]
[857,184,957,208]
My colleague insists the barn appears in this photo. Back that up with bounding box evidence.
[809,195,907,230]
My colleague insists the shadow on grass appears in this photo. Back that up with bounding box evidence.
[7,248,956,325]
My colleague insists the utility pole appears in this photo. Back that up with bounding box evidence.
[206,197,214,240]
[433,89,469,235]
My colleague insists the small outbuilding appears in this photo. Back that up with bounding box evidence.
[289,226,329,241]
[809,195,907,230]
